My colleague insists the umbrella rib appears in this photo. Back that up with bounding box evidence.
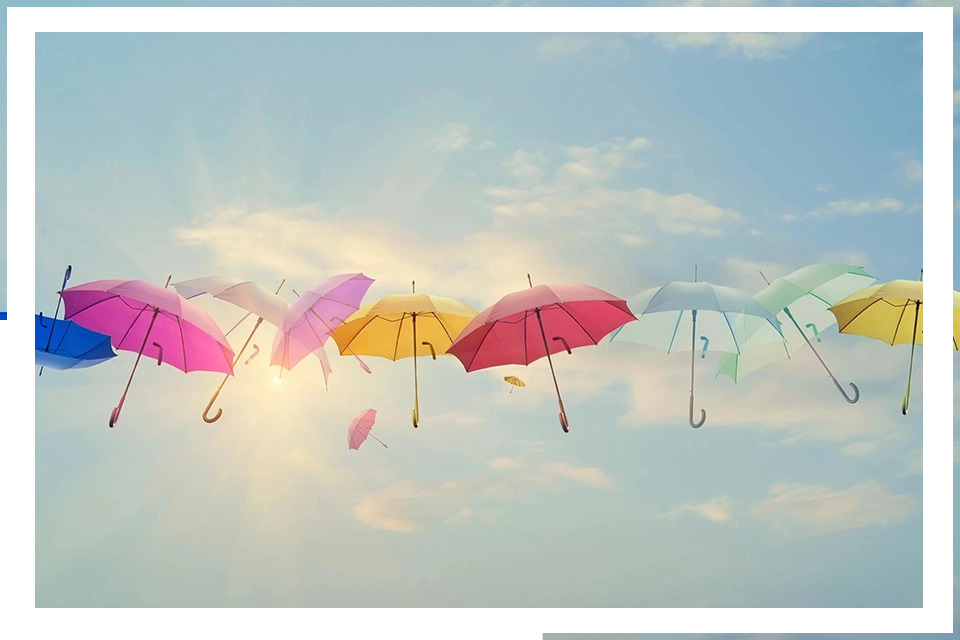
[116,305,151,349]
[524,310,530,364]
[430,312,456,343]
[891,300,909,345]
[666,310,684,353]
[720,311,742,354]
[464,323,496,371]
[393,314,406,361]
[336,315,379,354]
[836,298,884,334]
[177,315,187,371]
[557,304,599,345]
[63,293,139,319]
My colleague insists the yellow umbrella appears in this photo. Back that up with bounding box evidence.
[503,375,526,393]
[330,281,478,428]
[828,271,922,415]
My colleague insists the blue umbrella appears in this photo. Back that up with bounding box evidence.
[36,265,116,374]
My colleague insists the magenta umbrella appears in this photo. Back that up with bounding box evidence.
[271,273,375,377]
[348,408,387,450]
[61,276,235,428]
[447,274,636,433]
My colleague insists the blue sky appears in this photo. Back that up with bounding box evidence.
[19,0,952,618]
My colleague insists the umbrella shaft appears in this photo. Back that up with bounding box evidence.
[905,301,920,395]
[534,309,565,413]
[118,307,162,408]
[689,309,697,396]
[784,307,835,380]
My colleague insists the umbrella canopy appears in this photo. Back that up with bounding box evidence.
[331,281,478,428]
[62,277,235,428]
[271,273,374,375]
[172,276,330,422]
[504,375,526,393]
[610,269,782,428]
[36,313,116,371]
[348,408,387,450]
[716,264,875,404]
[36,264,116,373]
[448,275,636,433]
[828,272,923,414]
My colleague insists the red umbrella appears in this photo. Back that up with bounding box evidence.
[447,274,636,433]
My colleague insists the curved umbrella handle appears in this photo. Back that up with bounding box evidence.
[559,408,569,433]
[689,395,706,429]
[422,341,437,360]
[38,312,48,328]
[902,394,910,416]
[553,336,572,355]
[837,381,860,405]
[203,394,224,424]
[412,406,419,429]
[154,342,163,366]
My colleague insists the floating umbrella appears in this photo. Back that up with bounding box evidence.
[172,276,329,423]
[504,375,526,393]
[828,270,923,415]
[61,276,235,428]
[348,408,387,450]
[36,265,116,374]
[271,273,375,377]
[448,275,635,433]
[331,281,478,428]
[716,264,875,404]
[610,267,783,428]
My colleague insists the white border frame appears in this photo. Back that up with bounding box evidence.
[8,6,952,637]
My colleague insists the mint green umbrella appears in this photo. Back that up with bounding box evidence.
[717,263,876,404]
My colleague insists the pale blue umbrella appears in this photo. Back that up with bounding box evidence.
[610,267,783,428]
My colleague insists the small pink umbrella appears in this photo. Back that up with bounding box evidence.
[61,276,235,428]
[447,274,636,433]
[348,408,387,450]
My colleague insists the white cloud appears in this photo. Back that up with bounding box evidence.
[476,139,498,151]
[649,32,813,60]
[751,481,915,538]
[955,89,960,112]
[429,122,471,152]
[902,160,922,182]
[486,138,740,238]
[352,459,615,532]
[841,441,882,456]
[504,150,546,187]
[488,457,523,470]
[536,35,593,59]
[802,198,906,219]
[659,495,736,524]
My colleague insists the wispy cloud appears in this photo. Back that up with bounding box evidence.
[902,160,922,182]
[485,137,741,238]
[659,495,737,524]
[751,481,915,538]
[352,459,615,532]
[535,35,629,61]
[785,197,907,221]
[429,122,472,152]
[648,32,813,60]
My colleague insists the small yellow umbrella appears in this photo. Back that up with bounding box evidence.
[503,375,526,393]
[330,281,478,428]
[828,271,922,415]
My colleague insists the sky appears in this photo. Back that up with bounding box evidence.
[19,0,954,623]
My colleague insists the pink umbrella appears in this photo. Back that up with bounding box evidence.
[61,276,235,428]
[348,408,387,450]
[447,274,636,433]
[271,273,375,377]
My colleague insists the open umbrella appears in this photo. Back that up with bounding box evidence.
[504,375,526,393]
[348,408,387,450]
[36,265,116,374]
[610,267,783,428]
[447,274,636,433]
[828,270,923,414]
[61,276,235,428]
[330,281,478,428]
[172,276,330,422]
[716,264,875,404]
[271,273,375,378]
